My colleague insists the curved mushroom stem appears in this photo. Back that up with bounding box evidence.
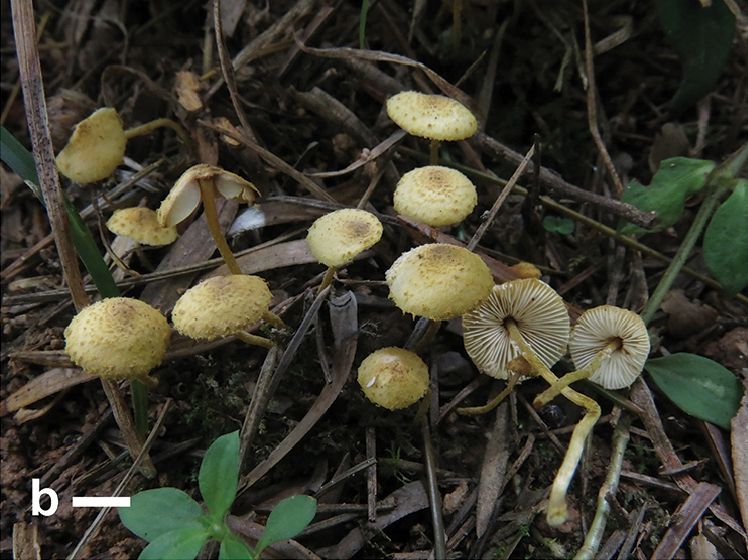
[262,310,286,329]
[532,340,619,409]
[317,266,337,294]
[198,178,243,275]
[429,139,441,165]
[124,117,191,148]
[235,331,274,349]
[505,319,601,526]
[457,369,522,416]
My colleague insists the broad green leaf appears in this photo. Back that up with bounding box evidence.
[119,487,204,542]
[646,353,742,429]
[620,157,715,235]
[199,431,240,519]
[138,524,209,560]
[219,533,254,560]
[703,179,748,294]
[542,215,574,235]
[655,0,735,112]
[255,495,317,556]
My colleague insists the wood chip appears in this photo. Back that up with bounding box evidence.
[174,70,203,112]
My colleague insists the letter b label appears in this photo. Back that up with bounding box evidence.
[32,479,58,516]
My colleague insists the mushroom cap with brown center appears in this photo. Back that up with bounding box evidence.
[463,278,570,380]
[306,209,383,268]
[157,164,260,227]
[394,166,477,227]
[386,91,477,141]
[357,347,429,410]
[386,243,493,321]
[106,207,178,246]
[569,305,650,389]
[171,274,272,341]
[56,108,126,184]
[64,297,170,380]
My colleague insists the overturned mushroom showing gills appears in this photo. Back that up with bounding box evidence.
[64,297,171,385]
[306,208,383,292]
[386,91,477,164]
[157,164,260,275]
[357,347,429,410]
[56,107,126,184]
[106,207,178,246]
[386,243,493,321]
[394,165,477,227]
[171,274,279,348]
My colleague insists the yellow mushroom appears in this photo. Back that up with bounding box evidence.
[393,166,477,227]
[106,207,178,247]
[385,243,493,321]
[357,347,429,410]
[306,208,383,292]
[64,297,170,386]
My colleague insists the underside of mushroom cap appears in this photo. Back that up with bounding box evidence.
[171,274,273,341]
[64,297,170,380]
[386,243,493,321]
[357,347,429,410]
[463,278,570,379]
[394,166,477,227]
[306,208,383,268]
[107,207,178,246]
[386,91,478,141]
[56,108,126,184]
[569,305,650,389]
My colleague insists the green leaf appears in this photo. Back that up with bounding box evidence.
[703,179,748,295]
[646,353,742,429]
[255,495,317,556]
[620,157,715,235]
[199,431,240,519]
[542,215,574,235]
[655,0,735,111]
[138,524,209,560]
[1,126,40,185]
[219,533,254,560]
[119,488,204,542]
[359,0,370,50]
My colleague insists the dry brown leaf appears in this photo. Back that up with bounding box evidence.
[660,289,718,339]
[0,368,92,416]
[174,70,203,112]
[731,390,748,536]
[213,116,242,146]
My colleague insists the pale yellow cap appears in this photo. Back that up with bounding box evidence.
[357,347,429,410]
[157,164,260,227]
[56,108,126,184]
[306,209,383,268]
[171,274,272,341]
[569,305,650,389]
[386,91,477,141]
[394,166,477,227]
[64,297,170,381]
[463,279,569,379]
[106,207,178,246]
[386,244,493,321]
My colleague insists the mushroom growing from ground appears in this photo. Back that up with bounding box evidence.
[64,297,171,386]
[393,165,477,227]
[171,274,282,349]
[306,208,383,292]
[157,164,260,275]
[386,91,477,164]
[357,347,429,410]
[106,207,178,247]
[386,243,493,321]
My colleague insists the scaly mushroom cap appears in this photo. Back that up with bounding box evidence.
[64,297,170,380]
[171,274,272,341]
[106,207,178,246]
[386,244,493,321]
[386,91,478,141]
[56,108,126,184]
[357,347,429,410]
[569,305,650,389]
[463,278,570,380]
[306,209,383,268]
[394,166,477,227]
[157,164,260,227]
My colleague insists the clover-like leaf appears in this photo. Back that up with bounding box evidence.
[138,523,209,560]
[255,495,317,557]
[119,488,203,542]
[199,431,240,519]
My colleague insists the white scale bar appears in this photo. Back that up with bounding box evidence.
[72,496,131,508]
